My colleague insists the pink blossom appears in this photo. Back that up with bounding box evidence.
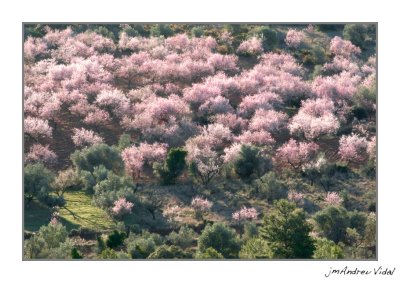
[207,53,239,72]
[198,95,234,117]
[24,117,52,139]
[324,192,343,206]
[95,89,130,118]
[232,206,258,222]
[112,198,134,216]
[238,92,282,117]
[285,29,305,48]
[367,136,376,161]
[330,36,361,58]
[121,142,168,178]
[288,190,304,203]
[25,144,57,165]
[312,72,362,100]
[83,109,111,126]
[275,139,319,170]
[211,113,247,133]
[338,134,368,162]
[71,128,104,147]
[24,37,48,60]
[191,197,213,211]
[237,37,263,55]
[223,143,244,163]
[249,109,288,133]
[235,130,275,147]
[289,98,340,139]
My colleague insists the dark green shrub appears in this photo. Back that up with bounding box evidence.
[24,163,54,206]
[126,231,164,259]
[234,145,272,180]
[252,26,278,50]
[71,247,83,259]
[154,148,187,185]
[71,143,124,174]
[117,133,132,151]
[198,223,241,258]
[239,238,273,259]
[24,222,73,259]
[343,24,367,48]
[150,24,174,38]
[315,24,344,32]
[120,25,139,37]
[313,237,344,259]
[260,200,315,258]
[314,206,350,243]
[166,225,197,249]
[195,247,224,259]
[100,248,118,259]
[253,172,288,201]
[191,26,204,38]
[348,211,368,236]
[147,245,191,259]
[352,106,369,120]
[92,171,135,209]
[106,230,126,249]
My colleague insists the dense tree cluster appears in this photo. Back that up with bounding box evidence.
[24,23,376,260]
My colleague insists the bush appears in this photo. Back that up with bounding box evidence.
[239,238,273,259]
[234,145,272,180]
[195,247,224,259]
[166,225,197,249]
[348,211,368,236]
[315,24,344,32]
[260,200,315,258]
[242,222,259,241]
[154,148,187,185]
[150,24,174,38]
[343,24,367,48]
[314,206,350,243]
[24,163,54,206]
[106,230,126,249]
[120,25,139,37]
[100,248,118,259]
[71,143,124,174]
[126,231,164,259]
[191,26,204,38]
[253,172,288,201]
[92,171,135,209]
[71,247,83,259]
[313,237,344,259]
[147,245,191,259]
[117,133,132,151]
[198,223,241,258]
[24,222,73,259]
[252,26,278,50]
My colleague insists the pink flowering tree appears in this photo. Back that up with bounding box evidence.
[275,139,319,171]
[237,37,263,56]
[24,117,53,140]
[289,98,340,140]
[111,197,134,217]
[191,197,213,220]
[285,29,305,49]
[249,109,288,134]
[324,192,343,206]
[329,36,361,58]
[71,128,104,147]
[232,206,258,236]
[25,144,57,165]
[338,134,368,163]
[121,142,168,179]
